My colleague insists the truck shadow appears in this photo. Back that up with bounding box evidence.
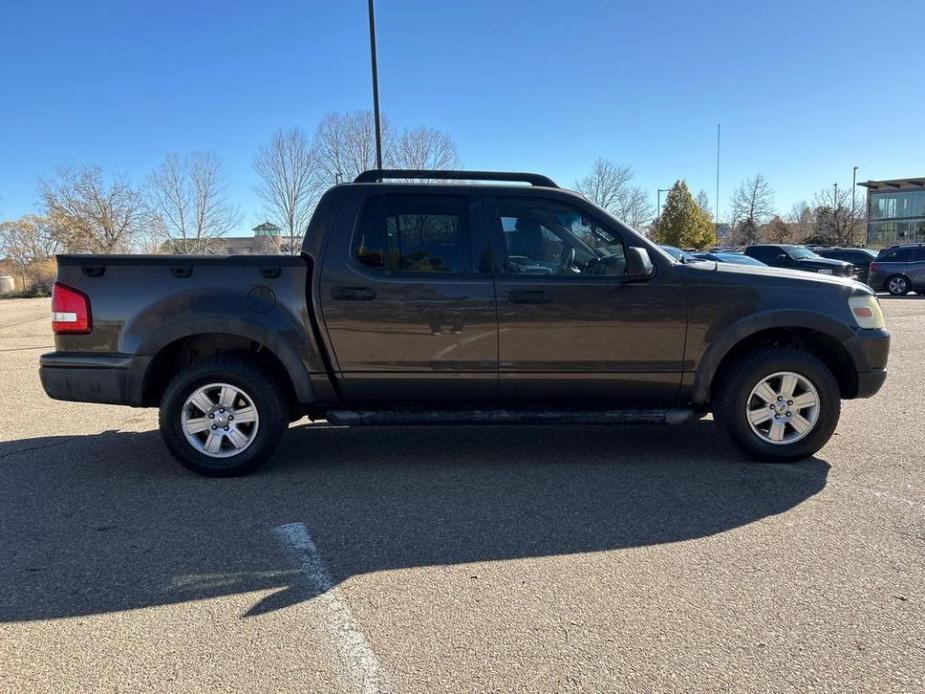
[0,420,828,622]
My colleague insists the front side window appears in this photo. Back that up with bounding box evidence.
[496,197,626,277]
[355,194,472,274]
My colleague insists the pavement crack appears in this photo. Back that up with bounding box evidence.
[0,440,69,460]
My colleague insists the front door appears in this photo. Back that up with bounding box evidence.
[320,189,498,403]
[486,193,687,405]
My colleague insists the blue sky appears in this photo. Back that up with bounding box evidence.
[2,0,922,229]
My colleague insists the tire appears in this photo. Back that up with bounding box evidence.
[886,274,910,296]
[713,348,840,463]
[159,358,289,477]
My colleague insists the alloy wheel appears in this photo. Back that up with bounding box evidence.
[181,382,260,458]
[746,371,820,445]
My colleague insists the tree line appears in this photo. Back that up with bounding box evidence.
[577,161,867,251]
[0,110,463,292]
[0,116,869,294]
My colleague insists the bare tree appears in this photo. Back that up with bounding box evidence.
[312,111,460,188]
[0,215,61,288]
[393,126,460,170]
[253,127,315,254]
[312,111,392,189]
[576,158,654,230]
[729,174,775,245]
[39,166,145,252]
[576,159,633,212]
[787,201,814,242]
[696,190,713,220]
[619,187,656,230]
[146,152,240,254]
[811,185,866,246]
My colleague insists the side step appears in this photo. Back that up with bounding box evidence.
[325,408,695,426]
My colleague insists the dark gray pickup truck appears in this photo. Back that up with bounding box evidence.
[41,169,890,476]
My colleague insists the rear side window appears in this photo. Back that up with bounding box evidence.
[747,247,778,263]
[354,194,472,274]
[880,248,914,262]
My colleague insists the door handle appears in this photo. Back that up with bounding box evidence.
[330,286,377,301]
[509,289,552,304]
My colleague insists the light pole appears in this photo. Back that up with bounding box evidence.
[367,0,383,170]
[851,166,858,213]
[656,188,671,236]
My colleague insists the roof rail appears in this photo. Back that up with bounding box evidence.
[353,169,558,187]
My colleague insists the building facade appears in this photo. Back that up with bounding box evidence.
[859,178,925,248]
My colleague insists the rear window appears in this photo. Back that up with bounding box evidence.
[354,193,472,274]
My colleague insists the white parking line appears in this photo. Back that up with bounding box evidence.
[273,522,389,694]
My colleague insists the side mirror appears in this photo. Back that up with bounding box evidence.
[626,247,655,280]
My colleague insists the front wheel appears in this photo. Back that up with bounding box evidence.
[159,358,289,476]
[713,348,841,462]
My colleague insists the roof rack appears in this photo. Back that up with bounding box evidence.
[353,169,558,187]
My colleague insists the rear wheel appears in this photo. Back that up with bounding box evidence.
[886,274,910,296]
[713,348,840,462]
[159,358,289,476]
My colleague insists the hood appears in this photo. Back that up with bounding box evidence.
[793,256,853,270]
[678,260,871,294]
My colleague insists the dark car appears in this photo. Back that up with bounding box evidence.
[744,244,856,277]
[814,247,878,284]
[868,244,925,295]
[691,251,767,267]
[40,169,889,476]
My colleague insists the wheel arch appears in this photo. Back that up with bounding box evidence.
[693,310,860,405]
[132,326,313,408]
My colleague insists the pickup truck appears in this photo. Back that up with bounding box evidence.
[744,244,856,277]
[40,169,890,476]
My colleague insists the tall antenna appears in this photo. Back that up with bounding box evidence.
[715,123,721,222]
[367,0,383,169]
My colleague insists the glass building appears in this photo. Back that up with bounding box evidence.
[859,178,925,248]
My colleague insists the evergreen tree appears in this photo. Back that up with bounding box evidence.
[655,180,715,249]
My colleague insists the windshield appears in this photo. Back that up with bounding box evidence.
[659,245,700,262]
[719,253,765,266]
[785,245,821,260]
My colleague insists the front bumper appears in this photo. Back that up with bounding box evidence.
[842,328,890,398]
[39,352,150,406]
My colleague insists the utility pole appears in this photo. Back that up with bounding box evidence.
[367,0,383,170]
[715,124,721,223]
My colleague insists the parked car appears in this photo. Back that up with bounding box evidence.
[744,244,855,277]
[40,169,889,476]
[691,251,767,267]
[814,247,878,285]
[868,244,925,295]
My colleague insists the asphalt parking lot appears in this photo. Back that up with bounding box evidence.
[1,295,923,693]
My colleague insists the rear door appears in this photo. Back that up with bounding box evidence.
[909,247,925,285]
[485,191,687,405]
[319,187,498,403]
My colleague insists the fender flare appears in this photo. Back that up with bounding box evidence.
[127,316,315,406]
[691,309,855,404]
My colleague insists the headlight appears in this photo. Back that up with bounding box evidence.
[848,295,885,329]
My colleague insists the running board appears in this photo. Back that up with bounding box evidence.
[325,408,695,426]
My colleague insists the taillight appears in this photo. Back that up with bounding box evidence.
[869,262,880,272]
[51,282,92,334]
